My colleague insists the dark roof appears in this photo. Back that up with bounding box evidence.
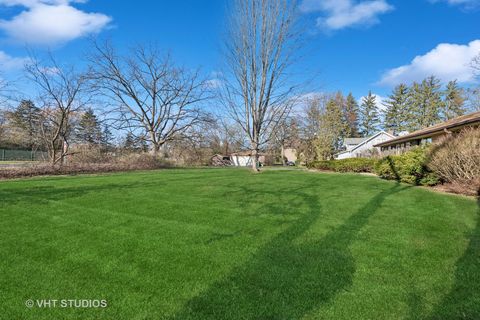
[375,111,480,147]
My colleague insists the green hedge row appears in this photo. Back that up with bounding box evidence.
[307,158,377,173]
[374,147,440,186]
[307,147,440,187]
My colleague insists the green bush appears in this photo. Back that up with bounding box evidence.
[374,147,440,186]
[307,158,377,173]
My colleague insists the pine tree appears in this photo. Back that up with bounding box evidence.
[8,100,42,150]
[101,124,114,151]
[77,108,102,145]
[344,93,360,137]
[406,82,424,132]
[383,84,409,134]
[407,76,443,131]
[123,132,136,151]
[422,76,443,127]
[359,91,380,137]
[443,80,465,120]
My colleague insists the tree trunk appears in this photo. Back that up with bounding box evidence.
[50,141,56,166]
[281,144,286,166]
[251,145,259,172]
[151,144,161,157]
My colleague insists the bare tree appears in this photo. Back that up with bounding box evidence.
[472,53,480,77]
[221,0,302,171]
[25,54,90,165]
[89,41,211,156]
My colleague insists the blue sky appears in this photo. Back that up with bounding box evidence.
[0,0,479,101]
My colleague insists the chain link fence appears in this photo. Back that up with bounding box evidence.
[0,149,49,161]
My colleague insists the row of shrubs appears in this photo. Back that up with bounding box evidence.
[307,128,480,196]
[307,158,377,173]
[374,147,440,186]
[307,151,438,186]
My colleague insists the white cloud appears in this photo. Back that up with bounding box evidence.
[299,0,394,31]
[379,40,480,86]
[0,0,111,45]
[429,0,480,9]
[205,78,222,89]
[0,51,27,70]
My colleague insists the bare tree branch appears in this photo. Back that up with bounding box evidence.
[88,40,212,155]
[25,52,90,165]
[221,0,303,171]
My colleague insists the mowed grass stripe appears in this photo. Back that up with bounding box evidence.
[0,168,478,320]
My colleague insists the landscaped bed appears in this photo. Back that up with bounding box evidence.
[0,168,478,319]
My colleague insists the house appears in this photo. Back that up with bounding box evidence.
[335,131,396,159]
[211,152,266,167]
[283,148,297,163]
[374,111,480,155]
[230,151,266,167]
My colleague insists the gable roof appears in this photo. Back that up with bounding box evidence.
[337,131,396,155]
[374,111,480,147]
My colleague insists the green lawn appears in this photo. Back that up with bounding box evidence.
[0,168,478,319]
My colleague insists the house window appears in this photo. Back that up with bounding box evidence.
[421,138,433,145]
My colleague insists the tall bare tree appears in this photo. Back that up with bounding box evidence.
[25,54,90,165]
[222,0,302,171]
[89,41,211,155]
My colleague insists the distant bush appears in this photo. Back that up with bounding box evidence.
[308,158,377,173]
[0,153,172,180]
[374,147,440,186]
[428,128,480,196]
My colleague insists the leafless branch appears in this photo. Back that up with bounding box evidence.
[25,52,90,165]
[220,0,303,171]
[88,40,212,155]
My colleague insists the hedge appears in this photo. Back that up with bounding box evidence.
[374,147,440,186]
[307,147,440,187]
[307,158,377,173]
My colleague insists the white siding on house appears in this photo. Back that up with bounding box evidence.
[336,132,395,159]
[231,155,254,167]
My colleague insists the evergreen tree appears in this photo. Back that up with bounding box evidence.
[442,80,465,120]
[320,97,345,156]
[8,100,42,150]
[406,82,424,132]
[359,91,380,136]
[101,124,114,151]
[77,108,102,145]
[344,93,360,137]
[123,132,136,151]
[383,84,409,134]
[422,76,443,127]
[407,76,443,131]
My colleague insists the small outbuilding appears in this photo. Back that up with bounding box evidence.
[210,152,266,167]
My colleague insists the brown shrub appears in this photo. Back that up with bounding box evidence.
[428,128,480,195]
[436,178,480,197]
[0,153,172,180]
[68,145,113,164]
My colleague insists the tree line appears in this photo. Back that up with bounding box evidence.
[272,75,477,164]
[0,0,479,170]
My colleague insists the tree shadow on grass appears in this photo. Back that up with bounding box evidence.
[170,183,406,320]
[428,195,480,320]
